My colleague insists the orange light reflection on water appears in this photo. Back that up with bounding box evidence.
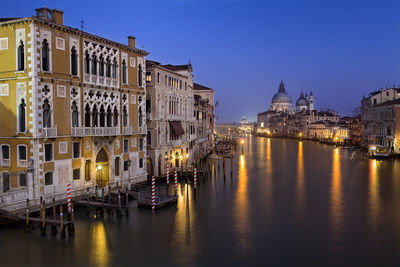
[90,222,110,267]
[296,141,305,214]
[368,159,379,228]
[330,148,343,236]
[234,154,250,251]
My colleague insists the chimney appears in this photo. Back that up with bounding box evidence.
[128,36,136,48]
[51,9,64,25]
[35,7,63,25]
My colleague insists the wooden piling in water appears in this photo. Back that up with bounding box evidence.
[125,188,129,216]
[231,157,233,177]
[71,203,75,233]
[41,200,46,236]
[51,198,57,235]
[86,187,90,209]
[60,205,65,239]
[117,190,122,218]
[25,199,30,233]
[223,157,226,179]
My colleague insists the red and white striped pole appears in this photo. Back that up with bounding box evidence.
[166,164,169,185]
[194,168,197,189]
[67,182,71,213]
[174,170,178,195]
[151,176,155,212]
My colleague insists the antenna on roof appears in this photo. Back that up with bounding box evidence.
[81,20,84,31]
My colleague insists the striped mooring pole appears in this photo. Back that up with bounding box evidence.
[166,164,169,185]
[151,176,156,212]
[174,170,178,195]
[194,168,197,189]
[67,182,71,213]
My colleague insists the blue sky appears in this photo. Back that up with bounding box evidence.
[2,0,400,122]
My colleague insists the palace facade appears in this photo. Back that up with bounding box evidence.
[0,7,148,209]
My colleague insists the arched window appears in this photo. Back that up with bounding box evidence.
[113,106,119,127]
[122,60,127,84]
[18,40,24,71]
[71,101,79,127]
[106,106,112,127]
[106,57,111,78]
[71,46,78,76]
[42,39,49,71]
[138,107,143,127]
[147,131,151,145]
[42,99,51,127]
[146,94,151,113]
[112,58,117,79]
[91,55,97,75]
[92,104,98,127]
[138,64,142,87]
[122,106,128,127]
[84,51,90,74]
[85,104,91,127]
[19,98,26,132]
[2,172,10,192]
[99,105,105,127]
[99,55,104,76]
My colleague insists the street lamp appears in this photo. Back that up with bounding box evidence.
[241,139,244,155]
[96,164,102,188]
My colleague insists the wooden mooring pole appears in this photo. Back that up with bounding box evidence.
[60,205,65,239]
[231,157,233,177]
[51,198,57,235]
[25,199,30,233]
[41,200,46,236]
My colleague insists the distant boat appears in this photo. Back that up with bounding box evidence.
[367,145,390,158]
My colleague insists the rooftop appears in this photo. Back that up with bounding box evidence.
[194,83,214,91]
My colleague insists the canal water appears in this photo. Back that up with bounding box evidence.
[2,136,400,266]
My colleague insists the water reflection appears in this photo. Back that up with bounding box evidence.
[174,183,194,248]
[234,154,250,251]
[265,138,273,202]
[330,148,343,237]
[368,159,379,228]
[90,222,110,267]
[296,141,305,215]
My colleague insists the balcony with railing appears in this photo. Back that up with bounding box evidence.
[166,114,185,121]
[169,139,183,147]
[138,126,147,134]
[42,127,57,138]
[123,126,132,135]
[71,127,119,137]
[84,74,118,88]
[1,159,10,166]
[18,160,27,167]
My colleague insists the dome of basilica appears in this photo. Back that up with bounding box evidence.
[295,92,309,107]
[271,80,293,104]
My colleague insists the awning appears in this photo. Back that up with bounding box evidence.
[169,121,185,136]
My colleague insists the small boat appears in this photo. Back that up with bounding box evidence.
[367,145,391,158]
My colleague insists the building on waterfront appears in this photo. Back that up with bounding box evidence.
[256,110,276,134]
[193,83,215,158]
[145,60,195,176]
[361,87,400,153]
[0,7,148,209]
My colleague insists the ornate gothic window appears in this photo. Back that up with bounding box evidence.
[138,107,143,127]
[112,58,117,79]
[92,104,98,127]
[71,101,79,127]
[122,106,128,127]
[85,104,91,127]
[42,39,49,71]
[106,106,112,127]
[99,105,105,127]
[138,64,142,87]
[84,51,90,74]
[91,55,97,75]
[71,46,78,76]
[99,55,104,76]
[42,99,51,127]
[106,57,111,78]
[19,98,26,132]
[113,106,119,127]
[122,60,127,84]
[18,40,24,71]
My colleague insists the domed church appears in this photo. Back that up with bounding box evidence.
[295,91,314,112]
[270,80,294,113]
